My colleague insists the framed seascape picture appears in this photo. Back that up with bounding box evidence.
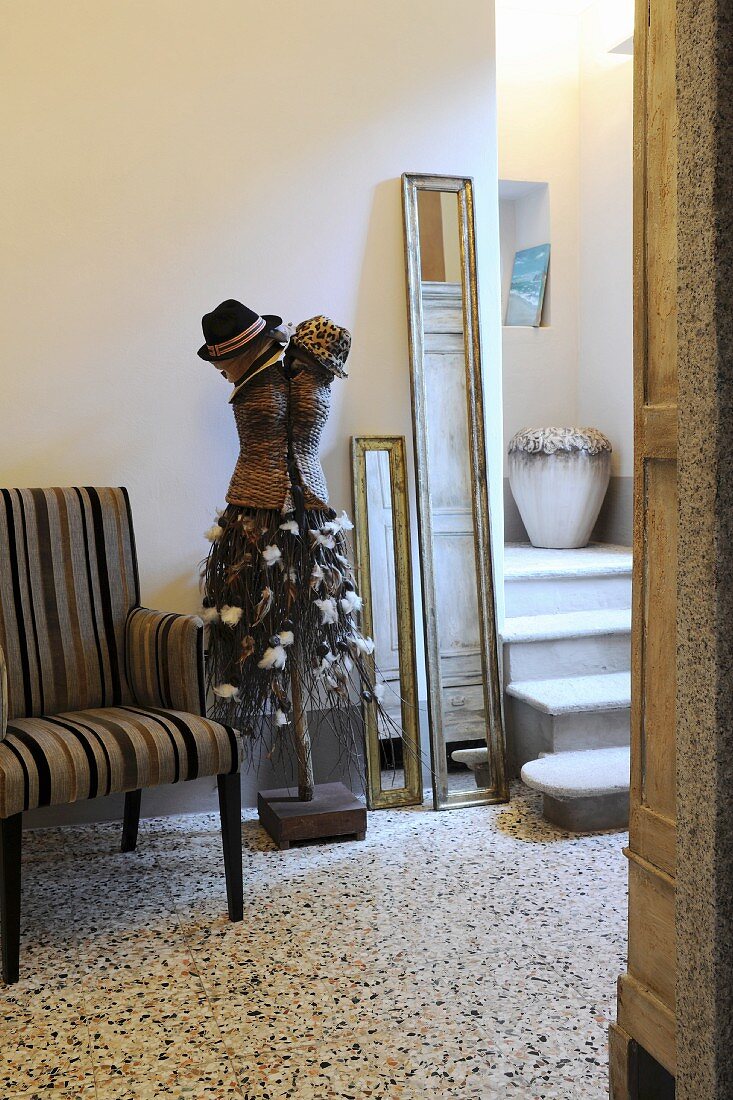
[505,243,550,327]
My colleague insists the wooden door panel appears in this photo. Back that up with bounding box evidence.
[423,285,483,690]
[645,0,678,406]
[641,459,677,820]
[628,858,676,1009]
[613,0,678,1085]
[424,348,472,509]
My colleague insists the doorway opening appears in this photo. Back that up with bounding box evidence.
[496,0,634,830]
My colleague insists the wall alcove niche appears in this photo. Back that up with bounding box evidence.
[499,178,551,327]
[499,178,553,542]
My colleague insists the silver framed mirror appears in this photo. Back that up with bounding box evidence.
[351,436,423,809]
[402,173,508,810]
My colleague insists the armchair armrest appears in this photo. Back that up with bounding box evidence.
[125,607,206,716]
[0,644,6,741]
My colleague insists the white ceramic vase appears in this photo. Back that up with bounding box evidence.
[508,427,612,549]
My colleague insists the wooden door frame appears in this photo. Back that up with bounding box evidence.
[612,1,733,1096]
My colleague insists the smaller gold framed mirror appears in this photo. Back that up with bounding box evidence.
[351,436,423,809]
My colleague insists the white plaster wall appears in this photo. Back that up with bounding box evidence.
[0,0,504,626]
[496,0,633,488]
[578,0,634,477]
[495,6,581,475]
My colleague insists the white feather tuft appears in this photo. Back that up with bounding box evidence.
[280,630,295,647]
[258,645,287,670]
[374,681,386,702]
[349,634,375,657]
[262,544,282,567]
[279,519,300,535]
[310,529,335,550]
[340,591,363,616]
[213,682,239,699]
[274,709,288,727]
[204,524,224,542]
[201,606,220,625]
[336,510,354,531]
[314,598,339,625]
[220,605,243,628]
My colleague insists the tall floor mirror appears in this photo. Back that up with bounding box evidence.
[402,173,508,810]
[352,436,423,809]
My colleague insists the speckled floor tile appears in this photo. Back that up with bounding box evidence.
[79,942,203,995]
[0,1005,96,1093]
[93,1055,245,1099]
[4,1090,97,1100]
[4,783,627,1098]
[225,1029,606,1100]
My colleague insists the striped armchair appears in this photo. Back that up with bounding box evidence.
[0,488,243,984]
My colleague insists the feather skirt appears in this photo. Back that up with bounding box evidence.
[202,503,392,767]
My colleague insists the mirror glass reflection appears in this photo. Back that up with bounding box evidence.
[364,449,402,751]
[404,174,507,809]
[352,436,422,809]
[421,193,488,799]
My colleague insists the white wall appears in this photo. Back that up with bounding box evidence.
[1,0,503,624]
[496,0,633,485]
[495,6,581,475]
[578,0,634,477]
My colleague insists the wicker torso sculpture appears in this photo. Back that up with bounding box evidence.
[202,316,389,784]
[226,361,331,512]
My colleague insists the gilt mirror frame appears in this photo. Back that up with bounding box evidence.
[351,435,423,809]
[401,172,508,810]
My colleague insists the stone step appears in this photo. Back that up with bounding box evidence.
[507,670,631,713]
[505,544,633,617]
[506,571,632,617]
[504,672,631,773]
[450,747,491,788]
[501,609,632,682]
[521,746,630,832]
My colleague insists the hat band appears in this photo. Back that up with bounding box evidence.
[207,316,266,358]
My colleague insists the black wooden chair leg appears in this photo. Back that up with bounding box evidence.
[217,773,243,922]
[121,789,142,853]
[0,813,22,985]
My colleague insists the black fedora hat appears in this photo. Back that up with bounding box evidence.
[198,300,282,362]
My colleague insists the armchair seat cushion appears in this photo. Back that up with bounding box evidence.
[0,706,240,819]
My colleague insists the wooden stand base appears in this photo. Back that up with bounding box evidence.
[257,782,367,850]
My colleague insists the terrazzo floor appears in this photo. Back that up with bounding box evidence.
[1,783,627,1099]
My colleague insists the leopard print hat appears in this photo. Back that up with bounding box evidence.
[291,315,351,378]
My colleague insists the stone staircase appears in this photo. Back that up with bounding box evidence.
[502,544,632,830]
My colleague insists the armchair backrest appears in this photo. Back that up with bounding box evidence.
[0,488,139,719]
